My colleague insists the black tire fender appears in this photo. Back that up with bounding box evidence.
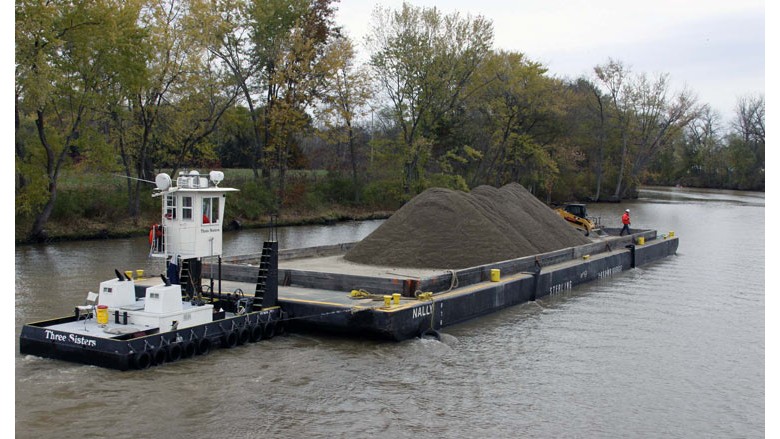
[221,331,238,348]
[167,343,182,362]
[237,327,250,345]
[182,341,196,358]
[133,351,152,370]
[263,321,276,340]
[249,325,263,343]
[196,338,211,356]
[420,328,441,341]
[152,348,166,365]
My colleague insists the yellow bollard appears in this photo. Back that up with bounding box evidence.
[637,236,645,245]
[124,270,133,280]
[136,269,144,279]
[392,293,401,305]
[383,295,391,307]
[490,269,501,282]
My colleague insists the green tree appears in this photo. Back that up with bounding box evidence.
[594,58,633,200]
[203,0,276,180]
[594,59,699,199]
[108,0,202,217]
[727,94,764,190]
[622,73,699,197]
[565,77,610,200]
[366,2,493,194]
[317,36,374,202]
[16,0,147,239]
[154,50,239,175]
[264,0,340,208]
[466,50,564,195]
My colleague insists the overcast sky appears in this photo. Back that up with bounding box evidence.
[334,0,766,124]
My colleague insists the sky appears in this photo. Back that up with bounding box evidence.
[333,0,766,124]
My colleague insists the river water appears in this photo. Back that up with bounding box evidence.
[14,186,765,438]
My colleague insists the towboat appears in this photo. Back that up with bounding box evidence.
[19,170,284,370]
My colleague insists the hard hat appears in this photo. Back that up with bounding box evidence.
[625,209,630,212]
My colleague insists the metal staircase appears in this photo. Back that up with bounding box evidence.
[179,258,201,298]
[254,217,278,309]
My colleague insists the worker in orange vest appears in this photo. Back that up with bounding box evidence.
[620,209,631,236]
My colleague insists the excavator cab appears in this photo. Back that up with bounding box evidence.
[555,203,599,236]
[563,204,588,219]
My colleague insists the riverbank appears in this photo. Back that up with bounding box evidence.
[14,207,393,245]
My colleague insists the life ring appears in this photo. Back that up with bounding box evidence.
[196,338,211,355]
[182,341,196,358]
[167,343,183,362]
[221,331,238,348]
[133,351,152,369]
[237,327,250,345]
[152,348,167,365]
[249,325,263,343]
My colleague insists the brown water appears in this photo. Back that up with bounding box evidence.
[14,186,765,438]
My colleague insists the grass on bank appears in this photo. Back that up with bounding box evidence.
[16,169,399,244]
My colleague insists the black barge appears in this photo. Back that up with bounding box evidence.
[212,228,678,341]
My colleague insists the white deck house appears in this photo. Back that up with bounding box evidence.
[150,170,238,260]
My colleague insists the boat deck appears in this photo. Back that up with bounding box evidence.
[36,301,234,340]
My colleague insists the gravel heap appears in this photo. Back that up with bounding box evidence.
[344,183,591,269]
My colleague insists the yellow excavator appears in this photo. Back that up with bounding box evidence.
[555,203,600,236]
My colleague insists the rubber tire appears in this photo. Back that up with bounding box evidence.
[221,331,238,348]
[182,341,196,358]
[420,329,441,341]
[134,351,152,370]
[276,318,287,336]
[278,312,289,336]
[152,348,166,365]
[263,322,276,340]
[249,325,263,343]
[196,338,211,356]
[237,327,250,345]
[167,343,182,362]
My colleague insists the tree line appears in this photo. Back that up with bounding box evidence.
[15,0,765,241]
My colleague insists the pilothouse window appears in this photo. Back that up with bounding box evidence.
[202,197,220,224]
[182,196,193,220]
[165,195,177,219]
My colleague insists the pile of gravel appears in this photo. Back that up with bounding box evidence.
[344,183,591,269]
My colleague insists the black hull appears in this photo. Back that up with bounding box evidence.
[243,234,679,341]
[20,308,283,370]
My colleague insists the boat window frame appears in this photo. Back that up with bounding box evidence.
[202,196,220,225]
[165,195,177,220]
[182,196,193,221]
